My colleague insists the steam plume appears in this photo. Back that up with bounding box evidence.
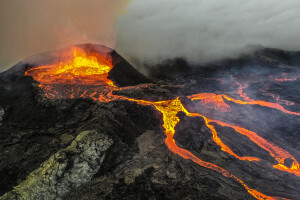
[116,0,300,66]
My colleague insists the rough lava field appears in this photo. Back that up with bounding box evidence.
[0,44,299,200]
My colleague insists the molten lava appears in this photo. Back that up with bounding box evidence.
[269,72,300,83]
[189,92,300,116]
[25,47,117,101]
[25,47,300,200]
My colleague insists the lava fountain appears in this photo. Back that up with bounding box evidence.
[25,47,300,200]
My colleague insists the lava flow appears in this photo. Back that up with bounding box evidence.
[25,47,300,200]
[189,92,300,116]
[269,72,300,83]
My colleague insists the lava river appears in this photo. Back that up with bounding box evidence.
[25,47,300,200]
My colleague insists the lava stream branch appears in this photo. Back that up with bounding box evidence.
[235,82,299,116]
[189,94,300,176]
[197,114,260,162]
[189,93,300,116]
[211,120,300,176]
[164,137,284,200]
[224,96,300,116]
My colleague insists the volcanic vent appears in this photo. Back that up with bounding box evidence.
[0,44,299,200]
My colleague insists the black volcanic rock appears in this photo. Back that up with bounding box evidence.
[108,50,152,87]
[0,46,300,200]
[174,112,211,153]
[0,98,161,197]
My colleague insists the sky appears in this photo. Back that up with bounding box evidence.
[1,0,300,71]
[0,0,129,72]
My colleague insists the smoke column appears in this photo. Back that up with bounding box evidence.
[116,0,300,66]
[0,0,129,72]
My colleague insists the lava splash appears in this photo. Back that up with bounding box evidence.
[25,47,300,200]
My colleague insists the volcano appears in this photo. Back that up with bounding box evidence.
[0,44,299,200]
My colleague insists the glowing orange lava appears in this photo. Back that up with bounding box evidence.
[188,93,231,112]
[25,47,118,101]
[269,73,300,83]
[189,93,300,116]
[25,47,300,200]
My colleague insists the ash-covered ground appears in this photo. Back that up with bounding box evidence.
[0,44,299,200]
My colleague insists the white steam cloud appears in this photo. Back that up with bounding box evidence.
[2,0,300,72]
[116,0,300,66]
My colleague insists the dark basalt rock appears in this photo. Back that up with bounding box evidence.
[1,130,113,200]
[0,45,300,200]
[0,43,158,196]
[0,97,160,197]
[174,112,211,153]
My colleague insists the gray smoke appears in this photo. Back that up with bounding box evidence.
[116,0,300,66]
[0,0,129,72]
